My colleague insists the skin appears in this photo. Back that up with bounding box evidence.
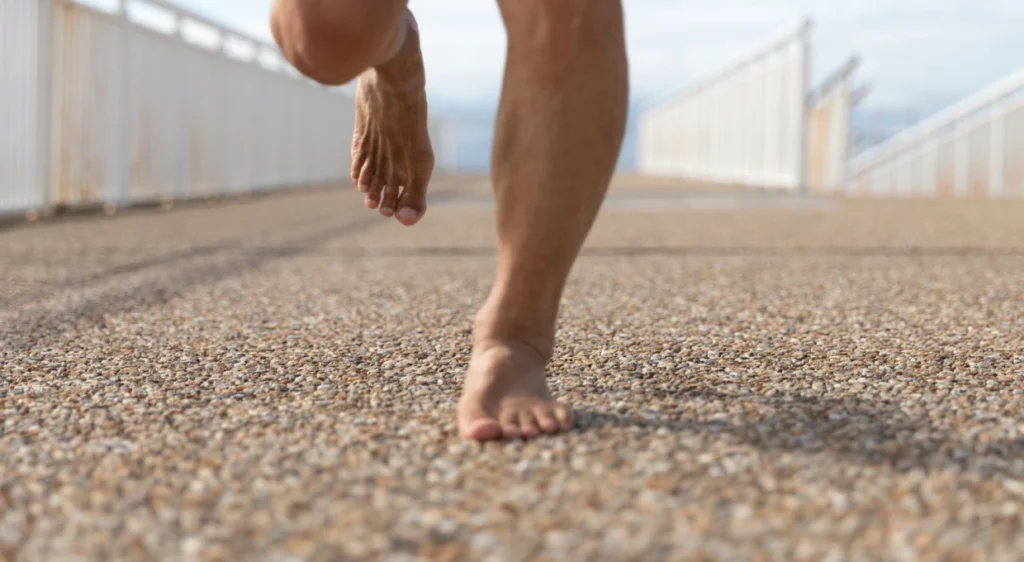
[271,0,629,441]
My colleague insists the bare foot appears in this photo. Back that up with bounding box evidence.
[350,12,434,226]
[457,342,574,441]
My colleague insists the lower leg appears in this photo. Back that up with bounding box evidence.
[457,0,629,440]
[271,0,434,225]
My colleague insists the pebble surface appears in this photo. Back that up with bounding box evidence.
[3,180,1024,561]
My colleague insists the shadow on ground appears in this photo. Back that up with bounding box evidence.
[576,384,1024,478]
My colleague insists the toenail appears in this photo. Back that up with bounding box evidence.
[380,207,394,217]
[397,207,418,222]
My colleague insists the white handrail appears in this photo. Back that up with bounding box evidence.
[644,18,812,117]
[849,67,1024,168]
[134,0,281,52]
[638,18,811,192]
[808,55,860,107]
[65,0,300,79]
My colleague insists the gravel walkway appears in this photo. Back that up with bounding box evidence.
[3,180,1024,561]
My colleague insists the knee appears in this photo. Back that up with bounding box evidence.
[271,0,407,86]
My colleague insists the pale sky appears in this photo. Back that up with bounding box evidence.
[170,0,1024,117]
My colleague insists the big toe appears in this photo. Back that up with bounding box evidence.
[396,191,426,226]
[464,419,502,441]
[395,168,431,226]
[458,404,502,441]
[396,207,421,227]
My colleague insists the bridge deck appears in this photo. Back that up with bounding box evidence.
[3,177,1024,560]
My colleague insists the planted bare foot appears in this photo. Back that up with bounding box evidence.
[351,13,434,226]
[457,342,574,441]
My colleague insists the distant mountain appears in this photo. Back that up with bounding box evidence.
[848,108,922,154]
[848,92,967,153]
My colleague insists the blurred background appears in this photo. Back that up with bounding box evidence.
[2,0,1024,214]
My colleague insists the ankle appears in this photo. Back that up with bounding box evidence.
[472,306,555,364]
[472,336,550,365]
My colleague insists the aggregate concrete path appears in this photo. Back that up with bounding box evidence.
[3,178,1024,561]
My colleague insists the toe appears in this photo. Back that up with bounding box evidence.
[396,206,420,226]
[396,165,431,227]
[395,185,426,226]
[554,403,574,432]
[379,184,400,218]
[534,407,560,434]
[365,175,384,210]
[357,160,374,195]
[379,176,402,218]
[351,137,369,185]
[457,404,502,441]
[499,411,523,440]
[501,424,523,440]
[351,159,364,185]
[379,144,402,217]
[464,419,502,441]
[518,411,541,439]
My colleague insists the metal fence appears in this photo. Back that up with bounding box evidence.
[638,20,812,191]
[805,57,861,193]
[0,0,355,215]
[846,68,1024,198]
[0,0,52,212]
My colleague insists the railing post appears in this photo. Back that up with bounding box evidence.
[921,138,938,195]
[763,54,780,187]
[871,165,883,196]
[795,22,811,194]
[113,0,133,205]
[37,0,56,211]
[172,10,187,198]
[667,106,677,176]
[989,103,1007,197]
[709,83,720,176]
[953,122,970,198]
[895,148,910,195]
[743,71,755,185]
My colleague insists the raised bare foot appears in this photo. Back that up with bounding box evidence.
[351,12,434,226]
[457,342,574,441]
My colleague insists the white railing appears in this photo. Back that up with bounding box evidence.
[638,20,812,191]
[805,56,861,193]
[0,0,356,215]
[846,68,1024,197]
[0,0,51,212]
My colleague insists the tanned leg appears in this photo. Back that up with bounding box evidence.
[271,0,434,225]
[458,0,629,440]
